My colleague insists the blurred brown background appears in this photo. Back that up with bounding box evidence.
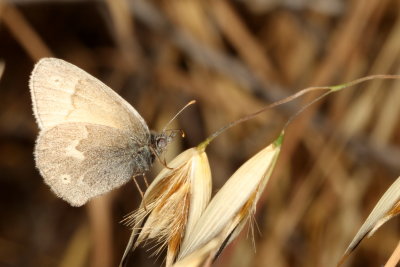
[0,0,400,266]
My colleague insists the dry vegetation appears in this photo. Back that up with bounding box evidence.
[0,0,399,266]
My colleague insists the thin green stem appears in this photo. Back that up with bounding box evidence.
[198,74,400,149]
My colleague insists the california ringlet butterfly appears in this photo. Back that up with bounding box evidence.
[30,58,174,206]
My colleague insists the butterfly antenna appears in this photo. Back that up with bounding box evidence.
[165,128,185,138]
[162,100,196,132]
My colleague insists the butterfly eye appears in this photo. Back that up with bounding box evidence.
[156,137,167,150]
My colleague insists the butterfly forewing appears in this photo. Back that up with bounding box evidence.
[35,122,154,206]
[30,58,150,143]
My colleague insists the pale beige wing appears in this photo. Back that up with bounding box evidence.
[30,57,149,142]
[35,122,154,206]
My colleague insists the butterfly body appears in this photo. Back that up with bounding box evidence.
[30,58,169,206]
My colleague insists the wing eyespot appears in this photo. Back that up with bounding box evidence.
[60,174,71,184]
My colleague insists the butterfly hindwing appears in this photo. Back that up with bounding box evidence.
[35,122,154,206]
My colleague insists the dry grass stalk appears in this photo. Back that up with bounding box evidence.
[0,61,4,81]
[384,240,400,267]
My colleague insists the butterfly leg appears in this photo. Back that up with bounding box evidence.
[162,158,173,170]
[142,173,149,188]
[132,174,145,199]
[149,146,173,170]
[141,173,149,211]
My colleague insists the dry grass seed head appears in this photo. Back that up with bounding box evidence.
[177,133,283,261]
[339,175,400,265]
[123,147,211,266]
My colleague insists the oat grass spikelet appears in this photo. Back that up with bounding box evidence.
[177,132,283,261]
[339,175,400,265]
[172,238,221,267]
[122,145,211,267]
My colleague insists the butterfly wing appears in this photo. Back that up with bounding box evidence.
[30,57,149,143]
[35,122,154,206]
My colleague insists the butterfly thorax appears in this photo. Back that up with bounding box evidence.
[127,131,173,174]
[132,145,154,173]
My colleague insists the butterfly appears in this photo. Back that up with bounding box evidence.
[30,58,173,206]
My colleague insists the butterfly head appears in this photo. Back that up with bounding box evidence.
[150,131,176,159]
[150,100,195,164]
